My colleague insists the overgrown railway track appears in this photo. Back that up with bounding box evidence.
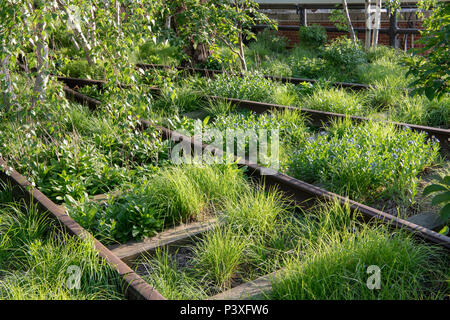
[4,75,445,299]
[60,77,450,152]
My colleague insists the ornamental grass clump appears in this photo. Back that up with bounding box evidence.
[67,163,249,243]
[300,86,369,115]
[0,185,123,300]
[286,119,440,204]
[270,224,448,300]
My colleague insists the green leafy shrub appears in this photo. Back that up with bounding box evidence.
[60,59,106,79]
[299,25,327,48]
[253,29,288,53]
[403,1,449,100]
[138,41,181,66]
[323,37,367,70]
[423,175,450,235]
[301,86,368,115]
[201,47,240,71]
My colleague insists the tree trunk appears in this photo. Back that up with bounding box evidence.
[32,19,49,108]
[172,1,212,66]
[1,55,16,110]
[372,0,382,46]
[342,0,357,43]
[89,6,97,48]
[365,0,372,48]
[70,34,80,50]
[238,30,247,72]
[57,0,95,65]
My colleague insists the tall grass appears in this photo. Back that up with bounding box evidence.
[0,186,123,300]
[67,163,249,243]
[300,86,369,115]
[193,226,249,289]
[140,183,295,297]
[270,224,449,300]
[139,247,207,300]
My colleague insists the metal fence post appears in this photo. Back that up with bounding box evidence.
[389,8,398,48]
[297,5,307,27]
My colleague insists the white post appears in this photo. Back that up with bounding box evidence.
[372,0,382,46]
[365,0,372,48]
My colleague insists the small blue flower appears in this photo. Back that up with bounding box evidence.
[347,138,354,143]
[392,153,398,159]
[371,162,377,169]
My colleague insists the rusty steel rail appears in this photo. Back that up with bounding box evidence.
[0,158,165,300]
[63,86,102,110]
[136,63,371,90]
[57,76,106,89]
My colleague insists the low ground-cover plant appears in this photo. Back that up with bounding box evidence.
[0,184,123,300]
[300,85,369,115]
[285,119,440,205]
[204,73,299,106]
[59,59,107,80]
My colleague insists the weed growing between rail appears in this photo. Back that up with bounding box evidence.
[270,222,449,300]
[140,184,297,299]
[66,163,249,243]
[175,106,440,208]
[0,184,124,300]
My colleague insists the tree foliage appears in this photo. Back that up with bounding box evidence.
[157,0,275,70]
[404,0,449,100]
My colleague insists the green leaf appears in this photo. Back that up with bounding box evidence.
[439,225,449,236]
[423,184,447,195]
[431,191,450,206]
[443,176,450,185]
[440,203,450,222]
